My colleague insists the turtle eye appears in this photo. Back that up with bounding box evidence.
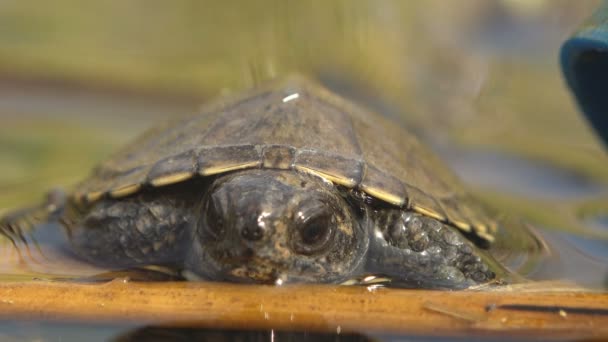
[293,211,335,255]
[204,199,225,240]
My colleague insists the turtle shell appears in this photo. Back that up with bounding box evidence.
[72,76,497,242]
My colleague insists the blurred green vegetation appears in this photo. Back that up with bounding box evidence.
[0,121,118,208]
[459,62,608,182]
[0,0,421,97]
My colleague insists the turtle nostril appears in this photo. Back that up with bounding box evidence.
[241,225,264,241]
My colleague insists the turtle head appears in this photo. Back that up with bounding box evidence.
[187,169,367,284]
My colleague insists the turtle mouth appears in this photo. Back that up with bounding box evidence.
[227,262,282,284]
[210,248,291,284]
[220,255,290,284]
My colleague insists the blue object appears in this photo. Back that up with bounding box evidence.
[561,2,608,145]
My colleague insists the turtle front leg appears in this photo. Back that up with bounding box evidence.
[367,209,499,289]
[63,193,195,270]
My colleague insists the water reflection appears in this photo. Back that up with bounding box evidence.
[437,147,606,200]
[0,321,126,342]
[586,213,608,234]
[0,322,591,342]
[115,327,374,342]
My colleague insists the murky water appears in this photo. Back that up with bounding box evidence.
[0,1,606,340]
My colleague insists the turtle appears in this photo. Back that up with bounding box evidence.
[1,76,540,288]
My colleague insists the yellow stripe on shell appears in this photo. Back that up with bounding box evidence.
[475,230,495,243]
[84,191,104,203]
[149,172,193,187]
[450,219,472,233]
[294,165,357,188]
[472,222,487,234]
[472,222,491,236]
[109,184,141,198]
[487,221,499,234]
[358,184,405,207]
[199,161,261,176]
[71,192,85,206]
[411,204,446,222]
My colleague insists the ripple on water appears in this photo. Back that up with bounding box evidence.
[530,230,608,289]
[0,221,107,280]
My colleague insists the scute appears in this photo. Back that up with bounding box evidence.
[147,151,197,186]
[359,165,406,207]
[294,150,363,188]
[198,145,261,176]
[73,76,497,242]
[262,145,296,169]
